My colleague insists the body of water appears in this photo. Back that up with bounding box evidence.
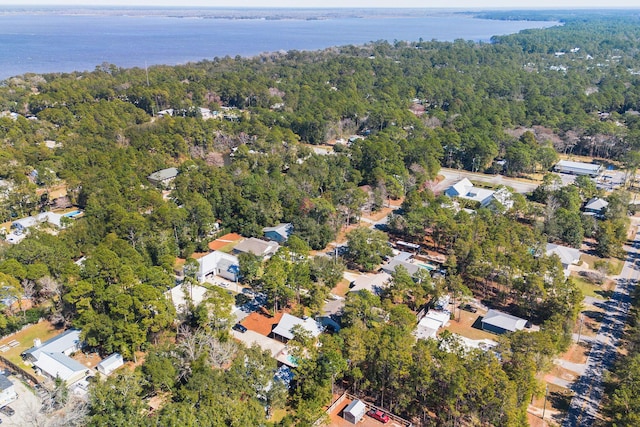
[0,8,558,80]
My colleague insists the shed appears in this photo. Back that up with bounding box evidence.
[97,353,124,376]
[343,399,367,424]
[481,309,527,334]
[0,374,16,408]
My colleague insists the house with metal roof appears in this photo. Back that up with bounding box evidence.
[554,160,602,177]
[584,197,609,217]
[271,313,323,343]
[481,309,527,334]
[22,329,89,385]
[263,223,293,243]
[546,243,581,277]
[147,167,179,187]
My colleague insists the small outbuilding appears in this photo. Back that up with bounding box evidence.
[481,309,527,335]
[343,399,367,424]
[97,353,124,376]
[0,374,17,408]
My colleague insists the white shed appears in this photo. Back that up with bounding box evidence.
[97,353,124,376]
[343,399,367,424]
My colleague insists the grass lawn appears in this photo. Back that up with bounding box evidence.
[0,320,61,369]
[571,275,611,299]
[580,254,624,276]
[443,310,497,341]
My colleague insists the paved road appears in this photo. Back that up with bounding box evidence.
[429,168,539,195]
[562,229,640,426]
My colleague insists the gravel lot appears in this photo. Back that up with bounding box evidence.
[1,375,41,427]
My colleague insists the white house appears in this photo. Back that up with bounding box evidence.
[196,251,240,283]
[22,329,89,385]
[97,353,124,376]
[445,179,513,210]
[554,160,602,177]
[271,313,323,343]
[546,243,581,277]
[415,309,450,340]
[0,374,17,408]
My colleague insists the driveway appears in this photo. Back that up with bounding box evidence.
[562,228,640,426]
[2,375,41,427]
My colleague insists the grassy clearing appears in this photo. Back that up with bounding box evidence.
[580,254,624,275]
[0,321,61,369]
[571,275,607,299]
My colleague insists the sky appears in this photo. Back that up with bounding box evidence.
[2,0,640,8]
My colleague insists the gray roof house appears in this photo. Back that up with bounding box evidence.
[147,167,179,187]
[546,243,581,277]
[263,223,293,243]
[271,313,323,342]
[481,309,527,334]
[233,237,279,259]
[584,197,608,217]
[381,259,423,278]
[22,329,89,385]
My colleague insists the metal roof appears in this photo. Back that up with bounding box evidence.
[482,309,527,333]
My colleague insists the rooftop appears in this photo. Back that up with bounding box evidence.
[23,329,81,360]
[555,160,601,172]
[272,313,323,341]
[233,237,279,258]
[482,309,527,333]
[0,374,12,391]
[148,167,179,182]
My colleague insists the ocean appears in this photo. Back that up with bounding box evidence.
[0,8,558,80]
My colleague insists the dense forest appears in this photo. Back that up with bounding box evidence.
[0,11,639,426]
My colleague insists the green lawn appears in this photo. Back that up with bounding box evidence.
[0,321,61,370]
[580,254,624,276]
[571,274,614,300]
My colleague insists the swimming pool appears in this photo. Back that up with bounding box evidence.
[417,263,437,271]
[63,210,83,218]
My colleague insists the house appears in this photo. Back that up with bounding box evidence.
[196,251,240,283]
[486,187,514,211]
[415,309,450,340]
[22,329,89,385]
[263,223,293,243]
[546,243,581,277]
[584,197,608,217]
[271,313,323,343]
[157,109,174,118]
[444,178,501,207]
[0,374,17,408]
[554,160,602,177]
[481,309,527,334]
[381,259,424,278]
[147,167,179,187]
[343,399,367,424]
[97,353,124,376]
[233,237,279,259]
[348,272,392,295]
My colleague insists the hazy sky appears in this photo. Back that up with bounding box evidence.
[2,0,639,8]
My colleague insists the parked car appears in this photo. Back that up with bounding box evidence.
[0,406,14,416]
[462,304,477,313]
[367,409,390,423]
[232,323,247,333]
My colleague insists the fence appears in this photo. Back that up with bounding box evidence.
[320,389,413,427]
[0,354,40,385]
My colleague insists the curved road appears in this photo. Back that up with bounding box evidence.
[563,228,640,426]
